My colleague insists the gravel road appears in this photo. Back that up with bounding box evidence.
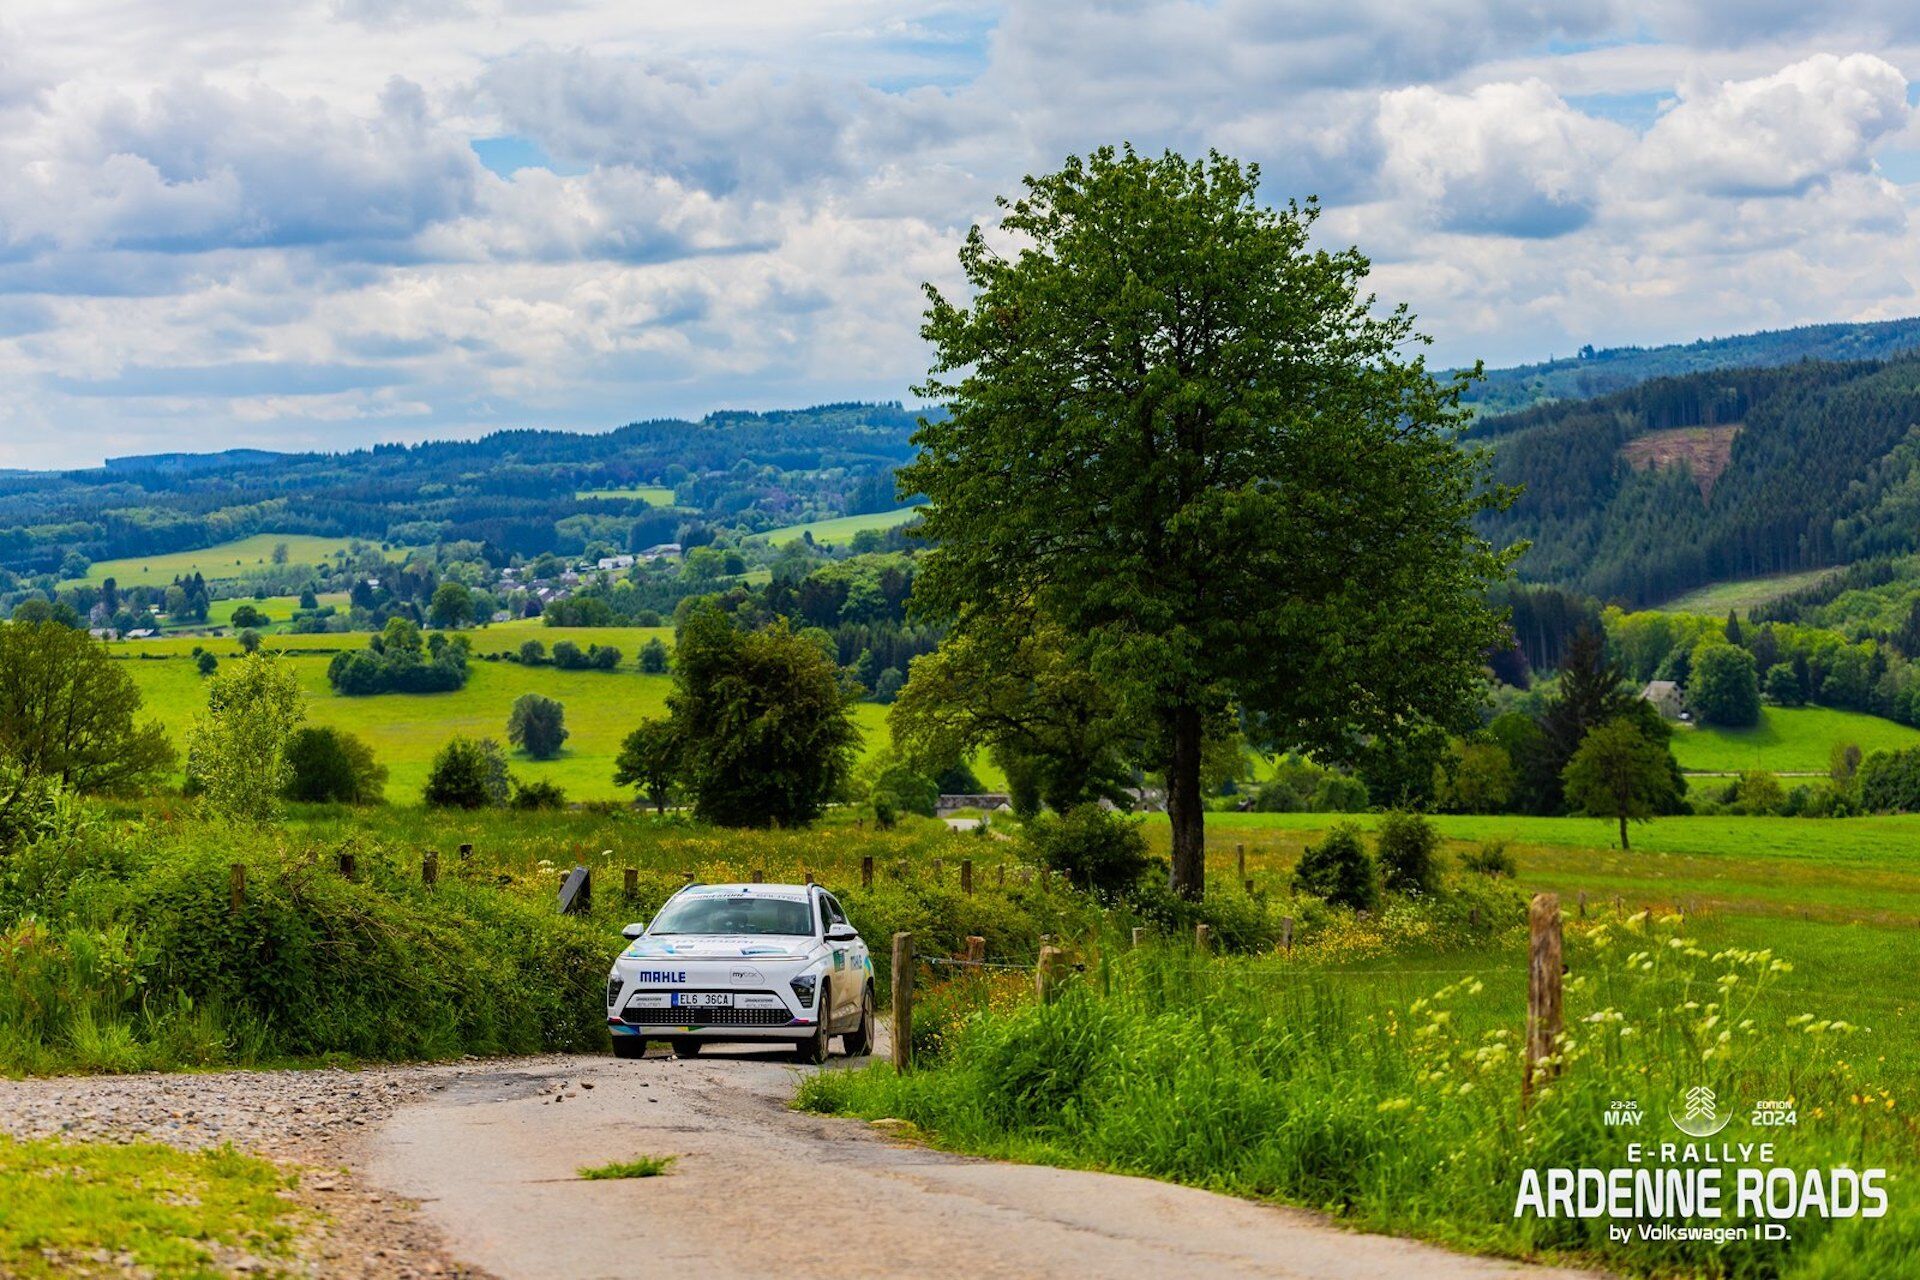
[2,1046,1604,1279]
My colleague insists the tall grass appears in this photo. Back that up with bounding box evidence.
[799,912,1919,1277]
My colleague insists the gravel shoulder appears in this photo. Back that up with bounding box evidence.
[3,1047,1605,1279]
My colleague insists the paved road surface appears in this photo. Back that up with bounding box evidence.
[369,1043,1602,1280]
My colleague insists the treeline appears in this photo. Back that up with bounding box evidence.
[0,403,924,576]
[1477,357,1920,604]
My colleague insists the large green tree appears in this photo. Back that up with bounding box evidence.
[187,653,306,823]
[649,601,860,827]
[1688,642,1761,727]
[1562,717,1680,851]
[900,146,1515,896]
[0,621,176,794]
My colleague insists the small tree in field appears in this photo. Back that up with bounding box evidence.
[508,693,568,759]
[639,637,669,674]
[187,652,305,822]
[284,726,387,804]
[423,736,511,808]
[614,718,680,815]
[1374,810,1442,896]
[901,146,1514,898]
[0,622,175,794]
[1562,717,1679,851]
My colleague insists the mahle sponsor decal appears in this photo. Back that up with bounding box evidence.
[630,969,688,984]
[1513,1087,1887,1244]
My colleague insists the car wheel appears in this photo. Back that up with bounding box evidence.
[611,1036,647,1060]
[671,1039,703,1059]
[842,984,875,1058]
[795,981,831,1064]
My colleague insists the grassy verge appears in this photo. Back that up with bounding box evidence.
[0,1136,303,1277]
[800,914,1920,1277]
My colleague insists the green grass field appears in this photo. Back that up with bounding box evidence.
[62,533,389,588]
[1669,704,1920,773]
[1656,568,1838,615]
[121,649,888,802]
[760,506,925,547]
[575,486,675,505]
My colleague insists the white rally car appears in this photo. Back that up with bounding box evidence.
[606,882,875,1062]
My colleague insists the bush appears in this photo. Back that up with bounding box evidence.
[639,638,669,674]
[1459,840,1516,878]
[1290,823,1378,911]
[328,619,470,695]
[423,737,511,808]
[1859,746,1920,813]
[510,777,567,810]
[1374,810,1441,896]
[870,764,938,820]
[1022,804,1151,898]
[283,727,387,805]
[518,639,547,666]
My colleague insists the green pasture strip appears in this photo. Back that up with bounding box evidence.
[759,506,925,546]
[61,533,391,589]
[1670,705,1920,774]
[1655,568,1842,615]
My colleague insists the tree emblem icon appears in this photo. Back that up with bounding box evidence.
[1670,1085,1732,1137]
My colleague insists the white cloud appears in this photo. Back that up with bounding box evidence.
[1635,53,1911,196]
[1377,79,1632,237]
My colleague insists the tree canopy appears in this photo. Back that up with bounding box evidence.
[0,621,176,794]
[899,145,1515,896]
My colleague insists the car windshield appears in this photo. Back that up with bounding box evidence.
[648,895,815,937]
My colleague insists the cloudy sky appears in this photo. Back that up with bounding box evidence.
[4,2,1920,468]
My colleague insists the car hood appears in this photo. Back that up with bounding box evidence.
[622,935,820,963]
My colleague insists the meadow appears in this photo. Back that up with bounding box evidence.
[1653,569,1839,615]
[574,486,675,505]
[1668,704,1920,774]
[61,533,383,588]
[760,505,925,547]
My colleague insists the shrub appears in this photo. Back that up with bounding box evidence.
[423,737,511,808]
[1290,823,1378,911]
[639,638,669,674]
[328,619,470,695]
[518,639,547,666]
[229,604,267,629]
[283,727,386,805]
[1859,746,1920,813]
[1022,804,1151,898]
[870,764,938,820]
[1374,810,1442,896]
[186,654,305,823]
[1459,840,1516,878]
[507,693,569,760]
[195,651,218,677]
[510,777,567,810]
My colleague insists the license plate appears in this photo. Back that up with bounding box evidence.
[671,992,733,1008]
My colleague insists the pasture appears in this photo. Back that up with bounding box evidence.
[119,648,887,802]
[1668,703,1920,774]
[575,486,675,505]
[1655,567,1838,615]
[62,533,385,588]
[759,505,925,547]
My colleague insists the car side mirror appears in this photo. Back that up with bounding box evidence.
[621,923,646,940]
[826,923,858,942]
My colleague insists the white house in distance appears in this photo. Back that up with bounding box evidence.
[1640,680,1688,720]
[595,553,636,572]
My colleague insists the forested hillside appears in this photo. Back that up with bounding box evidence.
[1463,315,1920,416]
[1476,356,1920,605]
[0,403,923,577]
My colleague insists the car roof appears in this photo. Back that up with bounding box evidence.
[675,882,818,897]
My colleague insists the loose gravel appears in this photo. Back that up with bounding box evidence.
[0,1057,586,1279]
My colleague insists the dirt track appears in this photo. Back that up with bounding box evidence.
[368,1045,1604,1280]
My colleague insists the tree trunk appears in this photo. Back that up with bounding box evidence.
[1167,705,1206,899]
[1618,814,1629,851]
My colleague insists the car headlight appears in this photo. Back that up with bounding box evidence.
[789,973,818,1008]
[607,972,623,1009]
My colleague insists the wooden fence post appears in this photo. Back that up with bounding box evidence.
[961,859,973,896]
[996,863,1005,888]
[422,850,438,889]
[966,936,985,965]
[1131,926,1146,949]
[861,856,873,890]
[229,863,245,914]
[623,867,638,899]
[1236,843,1245,882]
[1523,893,1564,1108]
[337,852,356,882]
[1194,923,1211,952]
[1577,890,1587,919]
[682,871,694,884]
[1036,946,1062,1003]
[458,842,473,861]
[1244,878,1255,895]
[752,868,763,883]
[1281,916,1294,957]
[891,933,913,1073]
[805,870,814,886]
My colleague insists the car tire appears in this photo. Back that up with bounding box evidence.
[842,983,875,1058]
[611,1036,647,1060]
[795,981,832,1064]
[671,1039,703,1059]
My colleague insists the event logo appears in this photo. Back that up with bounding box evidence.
[1670,1086,1733,1138]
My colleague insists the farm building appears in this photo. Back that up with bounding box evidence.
[1641,680,1687,719]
